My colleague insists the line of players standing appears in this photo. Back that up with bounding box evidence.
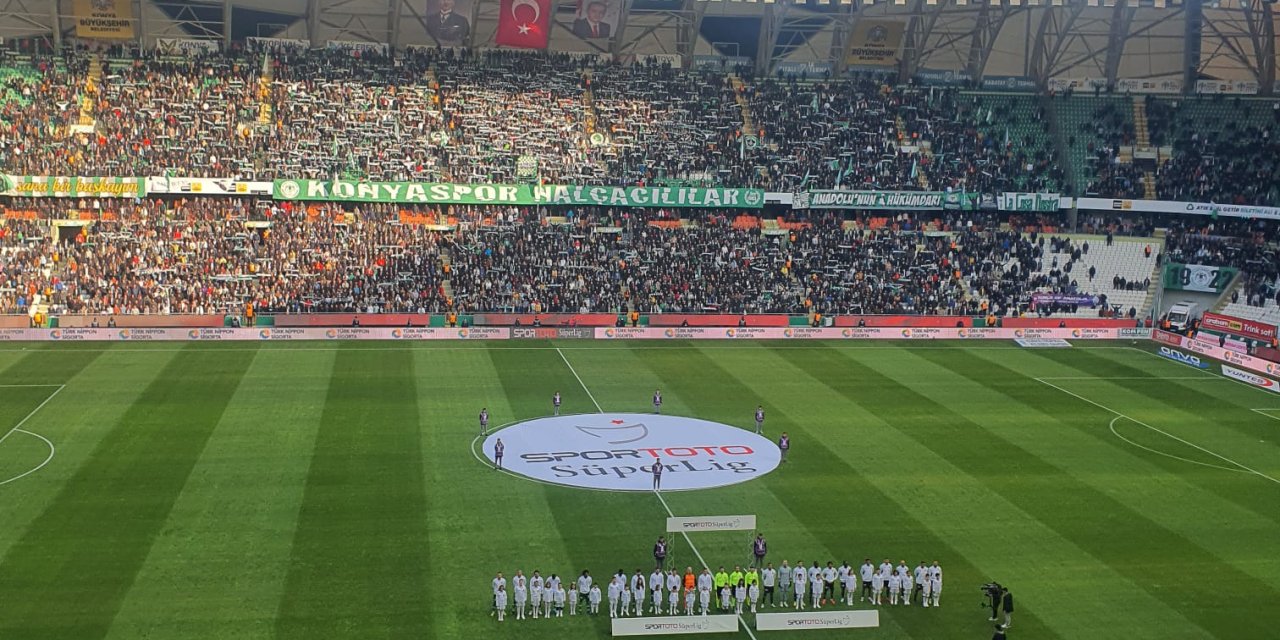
[488,560,943,622]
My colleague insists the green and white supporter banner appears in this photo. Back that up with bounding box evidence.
[796,189,982,211]
[998,192,1063,212]
[1163,263,1239,293]
[273,180,765,209]
[1,175,146,198]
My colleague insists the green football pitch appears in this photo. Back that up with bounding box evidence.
[0,340,1277,640]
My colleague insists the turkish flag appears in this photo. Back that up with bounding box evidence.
[496,0,551,49]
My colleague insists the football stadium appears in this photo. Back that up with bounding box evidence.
[0,0,1279,639]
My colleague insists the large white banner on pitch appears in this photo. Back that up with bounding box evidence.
[611,615,739,636]
[755,610,880,631]
[666,515,757,532]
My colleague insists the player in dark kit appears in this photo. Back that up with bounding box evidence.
[652,457,663,491]
[479,408,489,435]
[653,389,662,414]
[778,432,789,462]
[553,391,561,416]
[754,406,765,434]
[493,438,504,470]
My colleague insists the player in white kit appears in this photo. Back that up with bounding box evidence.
[608,577,621,617]
[589,584,602,615]
[495,585,508,622]
[513,572,528,620]
[529,572,544,619]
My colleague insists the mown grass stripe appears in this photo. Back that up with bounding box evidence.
[833,344,1265,639]
[0,346,258,640]
[912,346,1280,592]
[997,347,1280,523]
[1037,348,1280,450]
[413,348,581,638]
[274,347,430,639]
[103,349,337,640]
[487,347,666,635]
[636,343,1060,640]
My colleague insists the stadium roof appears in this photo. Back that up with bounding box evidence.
[1,0,1276,89]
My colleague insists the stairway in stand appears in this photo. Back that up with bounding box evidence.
[78,54,101,127]
[729,76,755,137]
[1131,97,1157,200]
[256,54,275,125]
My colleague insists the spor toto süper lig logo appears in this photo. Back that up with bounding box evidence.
[483,413,781,491]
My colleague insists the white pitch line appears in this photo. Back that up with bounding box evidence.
[1253,409,1280,423]
[0,384,66,387]
[556,347,604,413]
[1035,377,1280,485]
[653,489,760,640]
[0,384,65,447]
[0,429,56,486]
[556,349,760,640]
[1108,416,1247,474]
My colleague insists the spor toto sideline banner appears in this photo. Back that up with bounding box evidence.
[755,610,880,631]
[666,515,757,532]
[272,180,765,209]
[611,615,739,636]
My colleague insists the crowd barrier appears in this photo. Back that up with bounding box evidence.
[0,326,1152,341]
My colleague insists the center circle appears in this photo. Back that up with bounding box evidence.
[482,413,782,492]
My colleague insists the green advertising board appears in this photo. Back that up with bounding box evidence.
[1163,263,1239,294]
[272,180,765,209]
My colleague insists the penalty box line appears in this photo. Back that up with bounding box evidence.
[1033,377,1280,486]
[556,348,761,640]
[0,384,65,487]
[0,384,65,447]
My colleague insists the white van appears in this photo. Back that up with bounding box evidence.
[1165,301,1200,332]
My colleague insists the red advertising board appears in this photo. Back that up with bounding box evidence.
[1200,312,1277,342]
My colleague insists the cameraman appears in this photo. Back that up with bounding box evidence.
[1001,587,1014,627]
[983,583,1002,621]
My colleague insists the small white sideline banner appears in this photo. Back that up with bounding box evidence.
[666,515,757,532]
[611,615,739,636]
[755,609,880,631]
